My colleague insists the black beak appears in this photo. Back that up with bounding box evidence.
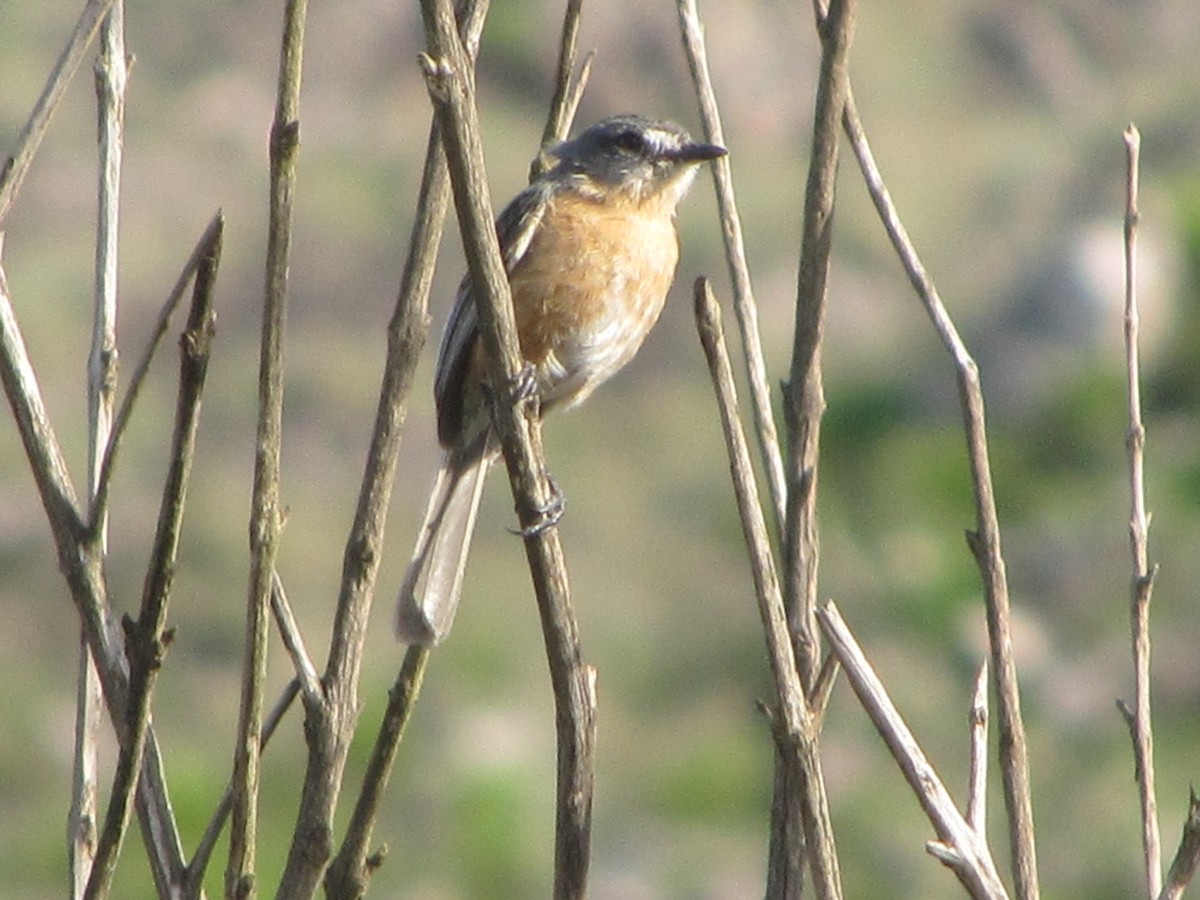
[674,140,727,163]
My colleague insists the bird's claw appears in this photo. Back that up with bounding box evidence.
[510,363,539,406]
[510,474,565,537]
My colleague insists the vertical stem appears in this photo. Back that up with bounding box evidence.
[676,0,788,539]
[418,1,598,892]
[787,0,854,691]
[775,2,855,895]
[695,281,841,900]
[72,4,125,894]
[230,0,307,896]
[841,90,1039,899]
[1120,123,1162,900]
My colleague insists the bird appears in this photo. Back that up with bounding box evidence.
[395,113,726,645]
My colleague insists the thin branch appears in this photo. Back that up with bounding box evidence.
[785,0,854,691]
[676,0,787,540]
[1159,789,1200,900]
[841,87,1040,900]
[316,3,490,894]
[2,251,191,897]
[0,248,84,527]
[186,680,299,899]
[967,659,989,836]
[530,0,590,180]
[70,635,103,900]
[808,651,841,725]
[418,1,597,894]
[269,570,322,708]
[72,3,128,892]
[85,214,221,900]
[768,0,856,893]
[0,0,119,227]
[817,601,1009,899]
[228,0,308,895]
[90,213,226,532]
[325,646,431,899]
[694,278,841,899]
[1115,122,1163,900]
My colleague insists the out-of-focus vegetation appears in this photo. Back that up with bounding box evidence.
[2,0,1199,897]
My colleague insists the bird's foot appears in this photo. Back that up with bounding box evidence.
[511,473,566,537]
[509,362,540,406]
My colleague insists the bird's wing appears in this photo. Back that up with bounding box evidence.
[434,178,556,448]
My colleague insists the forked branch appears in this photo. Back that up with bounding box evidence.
[840,88,1039,900]
[817,601,1008,899]
[694,278,841,899]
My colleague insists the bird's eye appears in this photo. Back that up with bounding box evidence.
[613,129,644,154]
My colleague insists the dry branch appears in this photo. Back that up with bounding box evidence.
[840,88,1039,900]
[89,215,224,531]
[788,0,853,693]
[72,3,128,892]
[770,0,857,893]
[676,0,787,539]
[418,1,597,894]
[531,0,593,180]
[85,216,221,900]
[279,1,491,894]
[694,278,841,899]
[279,0,492,892]
[328,1,593,890]
[1116,123,1163,900]
[187,680,299,897]
[817,602,1009,899]
[325,648,430,899]
[227,0,308,892]
[269,571,322,708]
[1159,790,1200,900]
[1,240,199,895]
[0,0,119,226]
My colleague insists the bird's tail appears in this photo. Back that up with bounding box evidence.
[395,451,493,645]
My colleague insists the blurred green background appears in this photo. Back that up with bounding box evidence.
[2,0,1199,897]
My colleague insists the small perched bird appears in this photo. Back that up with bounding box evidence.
[396,114,726,645]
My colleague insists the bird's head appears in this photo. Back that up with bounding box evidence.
[547,114,726,208]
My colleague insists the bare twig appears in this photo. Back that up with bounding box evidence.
[187,680,299,898]
[676,0,787,539]
[694,279,841,899]
[817,601,1009,899]
[85,215,220,900]
[841,88,1039,900]
[419,1,598,894]
[967,660,989,836]
[268,571,322,708]
[90,213,226,532]
[767,1,856,894]
[71,3,128,892]
[1159,790,1200,900]
[229,0,308,895]
[69,636,103,900]
[785,0,854,690]
[325,647,430,899]
[0,0,119,226]
[319,4,493,895]
[530,0,592,180]
[2,250,190,895]
[1114,123,1163,900]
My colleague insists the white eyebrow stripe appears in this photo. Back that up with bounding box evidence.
[643,128,678,155]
